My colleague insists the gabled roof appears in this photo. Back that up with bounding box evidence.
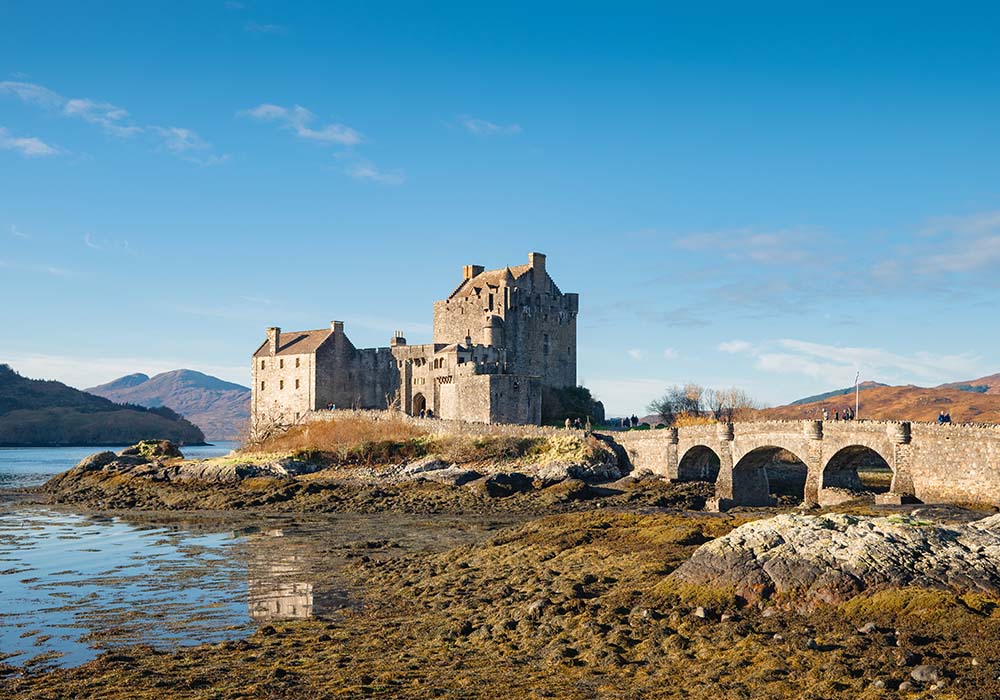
[448,264,532,299]
[252,329,331,358]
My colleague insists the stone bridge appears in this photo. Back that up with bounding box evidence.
[608,420,1000,508]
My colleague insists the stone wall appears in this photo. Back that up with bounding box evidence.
[609,420,1000,508]
[303,408,584,438]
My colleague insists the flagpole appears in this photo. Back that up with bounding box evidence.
[855,370,860,420]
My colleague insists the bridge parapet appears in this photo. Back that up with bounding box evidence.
[605,419,1000,509]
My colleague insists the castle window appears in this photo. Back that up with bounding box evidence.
[543,334,550,356]
[295,379,300,389]
[488,293,494,311]
[295,358,300,368]
[279,359,284,369]
[260,381,265,390]
[260,360,265,370]
[279,380,284,390]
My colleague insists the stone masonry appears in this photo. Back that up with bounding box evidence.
[611,419,1000,508]
[251,253,577,432]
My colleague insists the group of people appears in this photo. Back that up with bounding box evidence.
[937,411,953,424]
[822,407,857,421]
[564,416,591,429]
[418,408,435,419]
[620,415,640,429]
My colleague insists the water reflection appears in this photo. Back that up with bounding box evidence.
[1,508,516,668]
[246,529,352,621]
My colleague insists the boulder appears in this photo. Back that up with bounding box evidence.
[670,512,1000,608]
[119,440,183,461]
[470,472,535,498]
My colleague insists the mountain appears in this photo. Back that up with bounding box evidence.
[87,369,250,440]
[789,381,888,406]
[763,376,1000,423]
[0,364,205,447]
[938,373,1000,395]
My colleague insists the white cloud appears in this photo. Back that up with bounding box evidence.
[240,103,362,145]
[244,21,288,35]
[675,227,816,265]
[718,340,753,354]
[10,225,29,239]
[345,160,405,185]
[63,97,141,137]
[458,115,522,136]
[626,348,644,360]
[662,347,679,360]
[150,126,210,153]
[0,127,59,157]
[719,337,984,388]
[0,81,63,107]
[1,80,220,162]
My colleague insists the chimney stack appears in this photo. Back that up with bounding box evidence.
[528,252,546,290]
[391,330,407,346]
[331,320,344,334]
[463,264,484,280]
[266,327,281,356]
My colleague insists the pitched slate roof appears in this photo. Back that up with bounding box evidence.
[252,329,331,358]
[448,264,531,299]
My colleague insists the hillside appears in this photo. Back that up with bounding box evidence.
[789,381,888,406]
[0,365,205,447]
[939,373,1000,395]
[87,370,250,441]
[763,378,1000,423]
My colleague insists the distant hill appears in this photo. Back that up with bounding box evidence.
[938,373,1000,396]
[0,364,205,447]
[87,369,250,440]
[763,375,1000,423]
[789,381,888,406]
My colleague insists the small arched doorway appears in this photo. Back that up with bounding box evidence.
[677,445,721,482]
[823,445,892,494]
[412,393,427,416]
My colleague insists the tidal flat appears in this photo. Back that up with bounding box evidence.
[4,434,1000,698]
[4,507,1000,699]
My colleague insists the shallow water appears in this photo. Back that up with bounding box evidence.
[0,442,238,489]
[0,506,517,669]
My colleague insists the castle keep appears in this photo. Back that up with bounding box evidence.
[251,253,578,429]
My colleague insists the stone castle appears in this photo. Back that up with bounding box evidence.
[251,252,578,430]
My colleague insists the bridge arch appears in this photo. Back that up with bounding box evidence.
[821,444,892,493]
[677,444,721,482]
[731,445,809,506]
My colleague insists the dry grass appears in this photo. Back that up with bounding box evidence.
[244,416,430,465]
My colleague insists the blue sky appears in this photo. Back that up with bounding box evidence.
[2,1,1000,415]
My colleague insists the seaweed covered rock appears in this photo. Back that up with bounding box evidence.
[670,512,1000,608]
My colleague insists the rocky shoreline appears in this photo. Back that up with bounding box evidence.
[5,440,1000,698]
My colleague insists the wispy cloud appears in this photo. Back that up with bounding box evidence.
[244,21,288,35]
[0,126,59,157]
[0,80,223,162]
[239,103,362,145]
[626,348,644,360]
[457,115,522,136]
[345,160,405,185]
[224,1,245,9]
[662,347,679,360]
[9,225,29,239]
[912,210,1000,274]
[718,337,984,388]
[675,227,819,265]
